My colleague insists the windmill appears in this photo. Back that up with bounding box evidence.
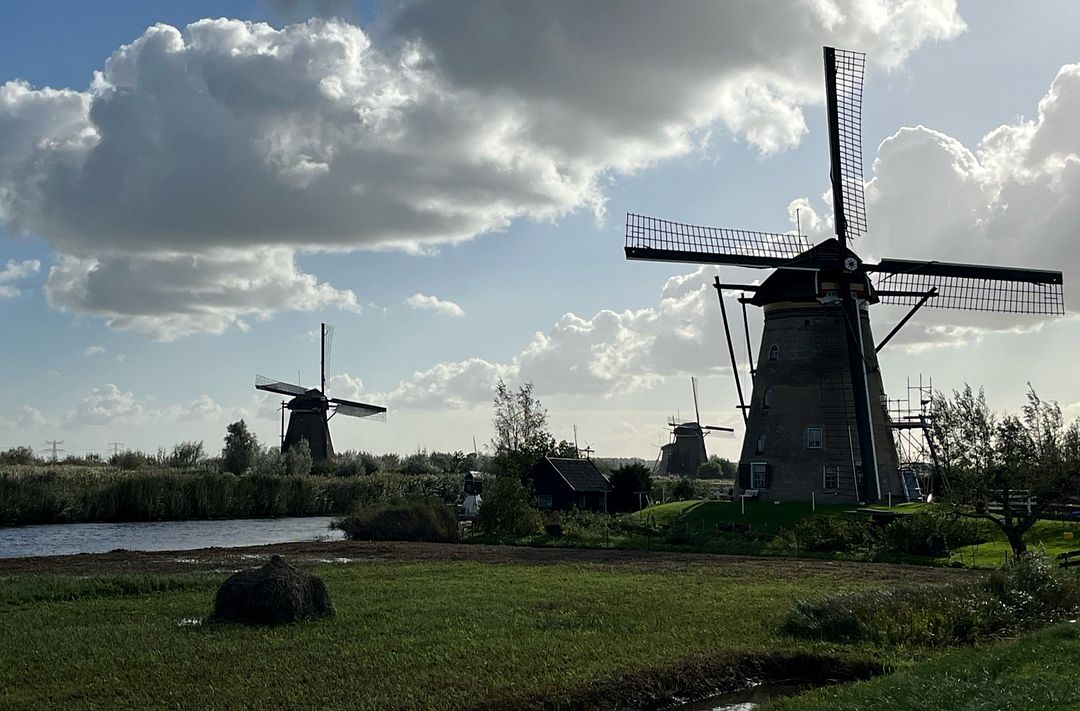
[255,323,386,460]
[625,47,1064,503]
[657,377,734,477]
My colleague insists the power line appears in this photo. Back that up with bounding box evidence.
[43,440,64,461]
[107,442,124,456]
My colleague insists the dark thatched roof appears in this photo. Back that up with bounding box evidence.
[546,457,612,493]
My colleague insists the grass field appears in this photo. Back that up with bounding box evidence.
[0,554,960,710]
[949,518,1080,568]
[768,622,1080,711]
[636,500,856,529]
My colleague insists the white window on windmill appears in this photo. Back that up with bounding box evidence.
[751,462,768,489]
[755,433,766,454]
[768,344,779,361]
[823,465,840,490]
[538,495,553,509]
[806,426,823,449]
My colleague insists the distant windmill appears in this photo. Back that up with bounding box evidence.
[255,323,386,460]
[625,47,1064,502]
[656,377,733,477]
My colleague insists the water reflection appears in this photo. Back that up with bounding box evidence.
[0,516,344,558]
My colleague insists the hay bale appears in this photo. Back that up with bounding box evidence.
[210,555,333,625]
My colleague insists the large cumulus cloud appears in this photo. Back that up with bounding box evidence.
[0,3,963,336]
[368,265,748,409]
[793,62,1080,351]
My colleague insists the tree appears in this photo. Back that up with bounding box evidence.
[931,384,1080,557]
[284,439,313,476]
[490,379,559,478]
[697,455,737,479]
[222,420,259,474]
[609,463,653,513]
[671,477,695,501]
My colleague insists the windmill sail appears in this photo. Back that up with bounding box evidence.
[330,397,388,421]
[825,47,867,238]
[255,374,307,397]
[867,259,1064,314]
[624,213,812,268]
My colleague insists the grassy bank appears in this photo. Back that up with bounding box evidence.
[0,556,951,710]
[0,467,457,526]
[768,622,1080,711]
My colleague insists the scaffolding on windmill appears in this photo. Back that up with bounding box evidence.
[624,47,1064,504]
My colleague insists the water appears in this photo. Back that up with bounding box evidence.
[670,681,818,711]
[0,516,344,558]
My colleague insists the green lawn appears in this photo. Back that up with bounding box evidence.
[767,622,1080,711]
[0,557,936,710]
[635,500,855,529]
[949,519,1080,568]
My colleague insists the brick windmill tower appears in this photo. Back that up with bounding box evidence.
[624,47,1064,503]
[255,323,386,460]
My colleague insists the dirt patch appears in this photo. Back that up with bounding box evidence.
[0,539,976,584]
[469,650,886,711]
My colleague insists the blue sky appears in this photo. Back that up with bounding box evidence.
[2,1,1079,460]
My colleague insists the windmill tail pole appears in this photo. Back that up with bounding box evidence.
[842,293,881,501]
[320,322,326,394]
[714,277,748,424]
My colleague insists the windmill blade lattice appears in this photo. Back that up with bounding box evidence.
[330,397,388,421]
[829,48,867,237]
[869,259,1065,314]
[255,374,307,396]
[624,213,812,268]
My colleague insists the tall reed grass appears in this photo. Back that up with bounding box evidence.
[0,466,458,526]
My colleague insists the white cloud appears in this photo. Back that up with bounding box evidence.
[787,62,1080,349]
[0,259,40,297]
[82,345,105,358]
[64,384,245,427]
[0,6,962,335]
[0,404,51,430]
[45,248,358,340]
[68,384,142,426]
[404,292,465,317]
[373,266,748,409]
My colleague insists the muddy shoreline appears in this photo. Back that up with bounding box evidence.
[0,538,975,583]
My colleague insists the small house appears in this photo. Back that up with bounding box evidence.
[527,457,612,512]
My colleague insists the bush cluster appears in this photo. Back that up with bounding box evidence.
[781,554,1080,647]
[334,498,459,543]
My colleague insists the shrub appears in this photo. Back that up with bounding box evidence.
[782,553,1080,647]
[332,451,367,477]
[477,475,541,537]
[880,512,989,556]
[793,515,874,553]
[333,498,459,543]
[1,447,37,465]
[671,477,694,501]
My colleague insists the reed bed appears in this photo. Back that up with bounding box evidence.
[0,466,457,526]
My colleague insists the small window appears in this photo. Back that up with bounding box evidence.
[755,433,766,454]
[806,427,823,449]
[763,387,773,409]
[768,344,779,361]
[751,462,768,489]
[538,495,553,509]
[823,466,840,490]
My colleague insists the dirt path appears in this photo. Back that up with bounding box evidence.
[0,539,976,583]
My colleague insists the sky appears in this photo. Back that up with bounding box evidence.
[1,0,1079,462]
